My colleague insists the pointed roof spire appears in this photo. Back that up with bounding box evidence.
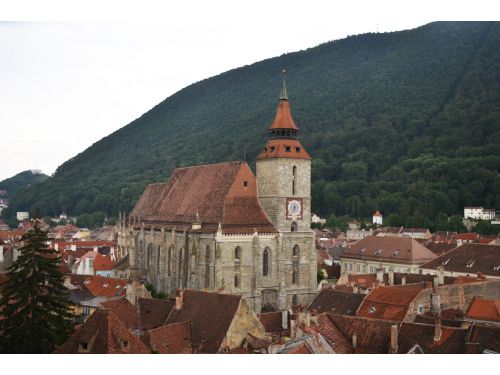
[280,68,288,100]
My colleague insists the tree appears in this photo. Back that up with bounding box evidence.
[0,212,74,353]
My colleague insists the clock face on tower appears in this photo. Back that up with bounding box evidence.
[286,198,303,219]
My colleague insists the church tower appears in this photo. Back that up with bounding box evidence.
[256,76,312,233]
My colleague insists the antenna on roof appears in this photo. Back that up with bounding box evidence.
[243,150,246,162]
[280,68,288,100]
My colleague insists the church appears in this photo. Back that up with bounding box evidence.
[116,79,317,312]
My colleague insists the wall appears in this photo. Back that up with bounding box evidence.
[222,298,266,350]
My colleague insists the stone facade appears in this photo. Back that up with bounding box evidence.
[116,84,317,312]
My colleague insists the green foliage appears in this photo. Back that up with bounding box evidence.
[0,213,74,353]
[317,270,326,283]
[326,215,350,232]
[76,211,105,229]
[473,220,499,235]
[0,170,49,198]
[4,22,500,230]
[144,282,168,300]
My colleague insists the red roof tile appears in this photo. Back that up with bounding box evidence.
[166,289,242,353]
[131,162,276,235]
[268,99,299,131]
[465,297,500,323]
[143,321,193,354]
[357,284,425,321]
[100,298,138,330]
[256,139,311,160]
[397,322,467,353]
[93,253,115,271]
[341,236,437,265]
[138,297,175,330]
[308,289,365,315]
[80,275,127,298]
[304,314,353,353]
[55,309,150,354]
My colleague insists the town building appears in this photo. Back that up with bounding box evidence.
[116,80,317,312]
[339,236,437,275]
[372,210,383,225]
[464,207,496,220]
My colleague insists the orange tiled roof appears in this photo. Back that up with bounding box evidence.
[81,275,127,298]
[143,321,193,354]
[256,139,311,160]
[131,162,276,235]
[93,253,115,271]
[356,284,426,321]
[465,297,500,323]
[268,99,299,131]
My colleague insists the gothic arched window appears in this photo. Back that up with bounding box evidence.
[205,245,210,288]
[167,246,172,276]
[292,165,297,195]
[234,273,240,288]
[234,246,241,262]
[293,244,299,257]
[291,221,298,232]
[263,248,270,276]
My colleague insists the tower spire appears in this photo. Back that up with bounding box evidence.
[280,68,288,100]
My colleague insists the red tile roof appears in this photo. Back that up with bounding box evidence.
[256,139,311,160]
[308,289,365,315]
[456,233,480,241]
[268,99,299,130]
[465,297,500,323]
[420,244,500,277]
[304,314,353,353]
[131,162,276,235]
[100,298,138,331]
[55,309,150,354]
[466,324,500,353]
[357,284,425,321]
[341,236,437,265]
[78,275,127,298]
[143,321,193,354]
[166,289,242,353]
[138,297,175,331]
[93,253,115,271]
[373,210,382,217]
[397,322,467,353]
[259,311,285,334]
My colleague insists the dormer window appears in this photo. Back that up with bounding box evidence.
[296,147,301,152]
[466,259,476,268]
[494,265,500,271]
[243,181,248,188]
[393,250,400,256]
[369,306,376,314]
[285,146,291,152]
[360,248,366,255]
[264,147,267,152]
[270,146,275,152]
[442,257,452,266]
[374,249,382,256]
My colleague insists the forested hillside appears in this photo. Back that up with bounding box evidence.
[0,171,49,198]
[3,21,500,229]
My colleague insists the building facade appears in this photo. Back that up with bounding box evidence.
[116,80,317,312]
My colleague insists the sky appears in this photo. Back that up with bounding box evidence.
[0,0,495,181]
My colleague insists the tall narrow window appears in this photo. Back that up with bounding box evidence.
[292,166,297,195]
[293,244,299,257]
[291,222,298,232]
[234,246,241,262]
[167,246,172,276]
[205,246,210,288]
[234,273,240,288]
[263,248,269,276]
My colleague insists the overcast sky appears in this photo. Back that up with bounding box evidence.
[0,0,494,181]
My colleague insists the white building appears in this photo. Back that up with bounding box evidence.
[311,214,326,225]
[16,211,29,221]
[372,210,383,225]
[464,207,496,220]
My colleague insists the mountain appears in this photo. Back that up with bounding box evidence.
[3,22,500,229]
[0,170,50,199]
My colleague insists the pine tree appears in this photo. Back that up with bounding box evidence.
[0,212,74,353]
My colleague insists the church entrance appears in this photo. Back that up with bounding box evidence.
[261,289,278,312]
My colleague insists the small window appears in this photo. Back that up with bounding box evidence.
[291,222,298,232]
[417,304,424,314]
[466,259,476,268]
[264,147,267,152]
[234,246,241,261]
[234,273,240,288]
[243,181,248,187]
[393,250,400,256]
[374,249,382,256]
[270,146,275,152]
[285,146,291,152]
[296,147,301,152]
[292,270,298,284]
[292,244,299,257]
[369,306,377,314]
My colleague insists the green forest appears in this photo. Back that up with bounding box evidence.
[3,22,500,232]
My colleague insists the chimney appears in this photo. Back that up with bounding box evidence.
[281,310,288,330]
[352,333,357,349]
[434,316,442,341]
[433,277,439,287]
[175,290,184,310]
[290,319,297,338]
[388,268,394,286]
[376,268,384,282]
[437,266,445,285]
[401,276,406,285]
[390,324,399,354]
